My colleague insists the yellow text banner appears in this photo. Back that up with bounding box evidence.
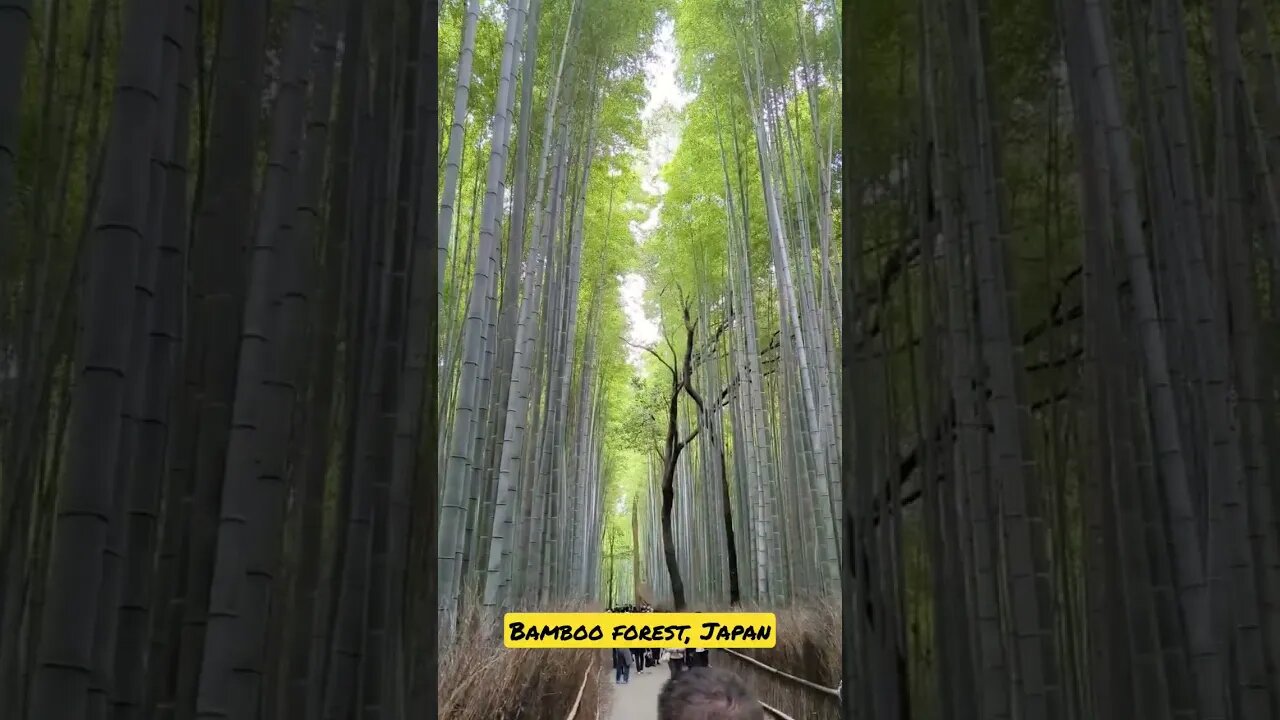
[502,612,777,649]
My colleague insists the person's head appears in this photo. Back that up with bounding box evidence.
[658,667,764,720]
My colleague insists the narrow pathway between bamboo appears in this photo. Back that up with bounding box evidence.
[605,663,667,720]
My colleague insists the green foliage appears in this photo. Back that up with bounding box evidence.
[613,372,669,455]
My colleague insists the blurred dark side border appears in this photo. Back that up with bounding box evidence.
[419,5,440,718]
[839,2,856,719]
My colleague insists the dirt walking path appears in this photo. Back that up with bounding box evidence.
[605,661,669,720]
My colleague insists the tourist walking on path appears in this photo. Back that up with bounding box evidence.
[631,647,646,673]
[665,646,686,678]
[613,647,633,684]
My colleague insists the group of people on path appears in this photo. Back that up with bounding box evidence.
[608,602,656,684]
[608,653,763,719]
[607,603,712,685]
[660,644,709,677]
[610,643,711,684]
[604,602,763,717]
[608,602,654,613]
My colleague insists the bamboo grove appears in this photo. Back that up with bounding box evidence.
[435,0,662,637]
[623,0,843,612]
[0,0,444,717]
[838,1,1280,720]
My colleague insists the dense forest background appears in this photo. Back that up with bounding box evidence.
[837,1,1280,719]
[0,0,443,716]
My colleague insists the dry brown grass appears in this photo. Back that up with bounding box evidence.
[438,599,606,720]
[708,597,842,719]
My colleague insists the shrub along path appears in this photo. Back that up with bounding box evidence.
[605,662,667,720]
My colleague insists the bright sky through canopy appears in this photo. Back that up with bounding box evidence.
[620,16,693,370]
